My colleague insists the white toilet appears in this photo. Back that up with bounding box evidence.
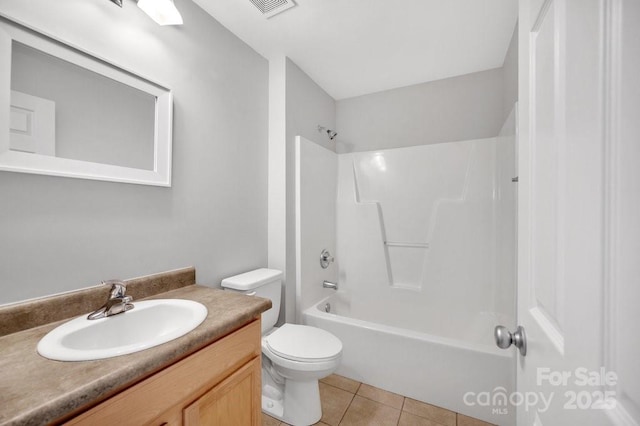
[221,268,342,426]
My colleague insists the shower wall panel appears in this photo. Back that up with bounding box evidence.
[336,136,516,343]
[295,137,338,320]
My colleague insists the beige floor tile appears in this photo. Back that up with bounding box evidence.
[398,411,443,426]
[319,382,355,426]
[457,413,495,426]
[321,374,361,394]
[271,416,330,425]
[340,395,401,426]
[262,414,281,426]
[356,383,404,409]
[402,398,456,426]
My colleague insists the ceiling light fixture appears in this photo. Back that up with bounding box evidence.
[108,0,183,26]
[137,0,184,25]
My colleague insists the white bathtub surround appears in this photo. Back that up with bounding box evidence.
[295,137,338,319]
[335,136,516,342]
[296,122,516,424]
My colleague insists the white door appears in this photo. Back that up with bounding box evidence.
[10,90,56,155]
[516,0,640,425]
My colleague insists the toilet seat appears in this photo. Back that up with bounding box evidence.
[264,324,342,363]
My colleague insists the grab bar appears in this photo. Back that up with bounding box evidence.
[384,241,429,248]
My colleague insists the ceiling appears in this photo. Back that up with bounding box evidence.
[192,0,518,100]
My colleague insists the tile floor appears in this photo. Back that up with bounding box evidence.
[262,374,494,426]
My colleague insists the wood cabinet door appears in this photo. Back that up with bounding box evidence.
[183,357,261,426]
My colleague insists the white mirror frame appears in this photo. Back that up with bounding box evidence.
[0,19,173,187]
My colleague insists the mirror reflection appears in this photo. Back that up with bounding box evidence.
[10,41,156,171]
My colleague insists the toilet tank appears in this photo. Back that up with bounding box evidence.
[221,268,283,333]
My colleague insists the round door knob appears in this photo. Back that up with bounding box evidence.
[494,325,527,356]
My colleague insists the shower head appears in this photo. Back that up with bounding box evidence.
[318,125,338,141]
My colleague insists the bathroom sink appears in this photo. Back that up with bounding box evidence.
[37,299,208,361]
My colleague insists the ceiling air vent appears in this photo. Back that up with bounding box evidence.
[249,0,296,18]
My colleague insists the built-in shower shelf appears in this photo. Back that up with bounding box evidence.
[384,241,429,248]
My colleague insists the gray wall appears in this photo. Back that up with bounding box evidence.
[282,58,336,323]
[502,23,519,122]
[0,0,268,304]
[335,68,505,153]
[286,59,337,154]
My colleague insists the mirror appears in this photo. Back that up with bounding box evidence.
[0,18,173,186]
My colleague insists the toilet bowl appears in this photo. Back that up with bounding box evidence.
[221,269,342,426]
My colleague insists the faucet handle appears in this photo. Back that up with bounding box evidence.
[102,279,127,298]
[320,249,335,269]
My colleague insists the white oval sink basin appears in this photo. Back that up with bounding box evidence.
[37,299,208,361]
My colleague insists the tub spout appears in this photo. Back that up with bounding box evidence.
[323,280,338,290]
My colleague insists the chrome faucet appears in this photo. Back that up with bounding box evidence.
[87,280,134,320]
[323,280,338,290]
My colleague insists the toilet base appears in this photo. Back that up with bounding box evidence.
[261,376,322,426]
[262,395,284,419]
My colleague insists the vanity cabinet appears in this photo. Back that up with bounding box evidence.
[64,320,262,426]
[183,358,260,425]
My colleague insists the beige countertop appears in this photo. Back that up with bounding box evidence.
[0,283,271,425]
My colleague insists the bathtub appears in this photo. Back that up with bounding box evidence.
[303,294,516,426]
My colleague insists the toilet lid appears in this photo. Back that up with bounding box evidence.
[265,324,342,362]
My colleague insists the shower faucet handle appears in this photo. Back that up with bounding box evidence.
[320,249,334,269]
